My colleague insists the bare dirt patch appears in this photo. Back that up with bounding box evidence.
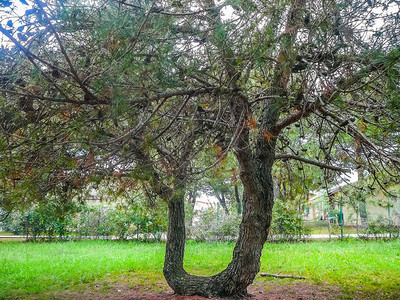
[40,280,343,300]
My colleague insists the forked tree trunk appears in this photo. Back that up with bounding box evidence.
[163,134,276,297]
[163,0,297,291]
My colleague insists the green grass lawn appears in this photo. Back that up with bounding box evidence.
[0,239,399,299]
[308,225,359,235]
[260,240,400,297]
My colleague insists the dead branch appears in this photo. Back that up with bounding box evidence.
[260,272,306,279]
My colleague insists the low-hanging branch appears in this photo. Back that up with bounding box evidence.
[114,0,219,17]
[128,86,230,104]
[275,154,350,173]
[274,100,322,135]
[0,89,109,105]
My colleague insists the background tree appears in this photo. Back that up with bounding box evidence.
[193,151,242,215]
[1,0,400,298]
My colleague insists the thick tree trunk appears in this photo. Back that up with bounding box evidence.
[163,125,276,297]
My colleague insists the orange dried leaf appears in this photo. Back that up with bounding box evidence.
[231,168,238,183]
[358,122,367,133]
[118,185,126,195]
[262,130,276,142]
[216,150,227,162]
[248,117,257,130]
[86,152,94,166]
[213,145,222,152]
[24,163,32,174]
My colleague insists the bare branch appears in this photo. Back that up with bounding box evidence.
[318,106,400,165]
[343,99,385,110]
[153,95,191,141]
[260,273,306,280]
[113,0,216,17]
[274,101,321,134]
[275,154,351,173]
[35,1,98,101]
[0,25,70,99]
[0,209,13,222]
[129,87,231,104]
[0,89,108,105]
[0,25,72,77]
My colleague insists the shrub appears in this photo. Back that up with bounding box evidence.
[75,205,118,238]
[187,201,312,242]
[187,208,241,242]
[0,200,168,241]
[269,201,311,242]
[74,201,167,240]
[0,204,75,241]
[361,216,399,238]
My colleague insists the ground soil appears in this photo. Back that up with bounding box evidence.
[40,281,344,300]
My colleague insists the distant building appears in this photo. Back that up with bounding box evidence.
[304,184,400,226]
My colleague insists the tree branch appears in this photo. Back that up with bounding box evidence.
[0,209,13,222]
[113,0,216,17]
[343,99,385,110]
[0,25,72,77]
[36,1,98,101]
[0,25,70,99]
[129,87,231,104]
[274,100,321,134]
[275,154,350,173]
[153,95,191,141]
[0,89,108,105]
[318,106,400,165]
[260,273,306,280]
[0,87,227,106]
